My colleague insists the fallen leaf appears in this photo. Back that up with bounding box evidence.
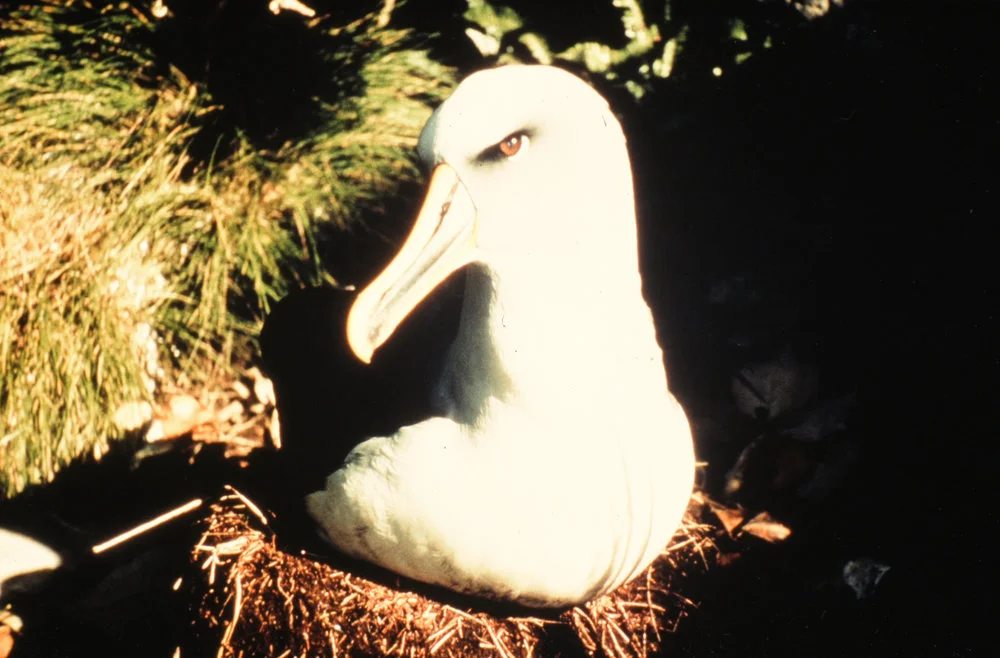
[740,512,792,543]
[709,502,746,536]
[843,558,890,599]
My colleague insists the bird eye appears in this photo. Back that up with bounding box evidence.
[475,131,533,164]
[497,133,527,158]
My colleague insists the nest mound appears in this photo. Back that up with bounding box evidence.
[192,491,715,658]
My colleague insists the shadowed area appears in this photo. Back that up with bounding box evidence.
[258,278,462,501]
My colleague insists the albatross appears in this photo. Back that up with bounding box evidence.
[306,65,695,607]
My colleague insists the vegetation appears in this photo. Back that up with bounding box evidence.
[0,0,453,496]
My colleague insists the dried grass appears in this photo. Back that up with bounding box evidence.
[0,0,454,497]
[192,493,715,658]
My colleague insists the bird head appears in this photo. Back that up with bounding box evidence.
[347,66,638,364]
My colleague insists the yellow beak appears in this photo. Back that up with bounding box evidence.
[346,164,478,364]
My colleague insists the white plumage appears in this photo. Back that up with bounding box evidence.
[307,65,695,607]
[0,528,61,598]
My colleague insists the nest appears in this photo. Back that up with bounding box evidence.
[192,489,715,658]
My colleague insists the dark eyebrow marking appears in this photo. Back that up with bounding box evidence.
[473,127,537,165]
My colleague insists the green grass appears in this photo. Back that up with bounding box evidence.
[0,1,454,497]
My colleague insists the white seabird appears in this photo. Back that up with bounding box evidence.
[306,65,695,607]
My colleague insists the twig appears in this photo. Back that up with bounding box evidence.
[482,621,513,658]
[223,484,268,526]
[645,568,662,642]
[91,498,202,554]
[427,624,457,655]
[218,573,243,658]
[605,617,628,658]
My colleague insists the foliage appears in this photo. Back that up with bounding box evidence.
[460,0,841,98]
[463,0,676,98]
[0,0,453,496]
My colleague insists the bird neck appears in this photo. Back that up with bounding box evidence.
[438,254,666,428]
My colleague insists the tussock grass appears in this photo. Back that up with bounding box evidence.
[0,1,454,496]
